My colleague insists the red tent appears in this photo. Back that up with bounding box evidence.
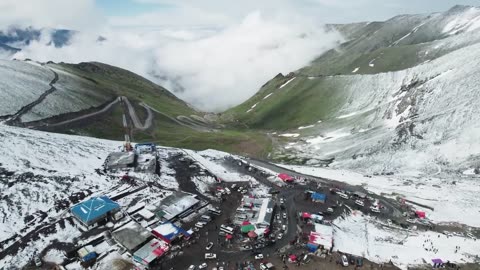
[302,212,312,219]
[242,221,251,225]
[226,234,233,240]
[415,210,426,219]
[248,231,258,238]
[264,228,270,235]
[289,255,297,262]
[278,173,294,182]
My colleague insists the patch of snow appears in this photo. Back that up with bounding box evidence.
[43,249,65,264]
[184,149,255,182]
[278,133,300,138]
[352,67,359,73]
[298,125,315,130]
[246,102,258,113]
[279,77,296,89]
[263,93,273,100]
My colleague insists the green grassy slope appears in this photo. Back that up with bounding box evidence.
[43,62,271,157]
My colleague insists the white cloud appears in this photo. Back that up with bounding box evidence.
[0,0,103,31]
[13,11,342,112]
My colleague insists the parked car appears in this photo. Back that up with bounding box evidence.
[326,207,334,213]
[260,263,268,270]
[188,265,196,270]
[406,218,416,223]
[205,253,217,260]
[283,212,287,219]
[255,254,264,260]
[206,242,214,250]
[370,206,381,213]
[276,214,280,220]
[199,263,208,269]
[355,200,365,207]
[341,255,349,266]
[277,233,283,240]
[338,193,349,200]
[282,225,286,231]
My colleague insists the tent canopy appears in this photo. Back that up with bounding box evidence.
[415,210,426,219]
[302,212,312,219]
[289,254,297,261]
[248,231,257,238]
[242,221,251,225]
[278,173,294,182]
[226,234,233,240]
[311,192,326,202]
[241,224,255,233]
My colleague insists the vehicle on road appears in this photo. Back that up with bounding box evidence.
[355,200,364,207]
[260,263,268,270]
[206,242,214,250]
[277,233,283,240]
[283,212,287,219]
[341,255,349,266]
[387,219,393,226]
[231,184,237,190]
[370,206,380,213]
[195,222,206,228]
[326,207,334,214]
[282,225,286,231]
[338,193,349,199]
[199,263,207,269]
[188,265,196,270]
[209,208,222,215]
[276,214,280,220]
[34,256,42,267]
[255,254,264,260]
[205,253,217,260]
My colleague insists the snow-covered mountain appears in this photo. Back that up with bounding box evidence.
[224,5,480,176]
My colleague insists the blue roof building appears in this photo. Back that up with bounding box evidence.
[71,196,120,228]
[311,192,326,203]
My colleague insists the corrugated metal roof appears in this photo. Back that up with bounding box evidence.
[133,239,169,266]
[71,196,120,225]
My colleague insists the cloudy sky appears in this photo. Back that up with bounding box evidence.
[1,0,479,111]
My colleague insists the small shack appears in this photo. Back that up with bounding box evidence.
[133,238,169,267]
[71,196,120,229]
[112,222,152,252]
[152,222,190,244]
[311,192,326,203]
[105,152,135,171]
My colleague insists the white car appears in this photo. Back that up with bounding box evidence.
[283,212,287,219]
[199,263,208,269]
[260,263,268,270]
[406,218,416,223]
[277,233,283,240]
[206,242,214,250]
[355,200,364,207]
[370,206,380,213]
[387,219,393,226]
[341,255,349,266]
[326,207,334,213]
[255,254,264,260]
[205,253,217,260]
[338,193,349,199]
[188,265,196,270]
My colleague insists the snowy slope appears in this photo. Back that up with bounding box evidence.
[0,124,118,243]
[333,212,480,269]
[0,60,53,117]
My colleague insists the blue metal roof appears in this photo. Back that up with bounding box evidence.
[311,192,326,201]
[71,196,120,225]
